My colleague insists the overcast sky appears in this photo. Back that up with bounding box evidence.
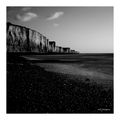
[7,7,113,53]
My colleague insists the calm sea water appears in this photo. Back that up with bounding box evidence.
[25,53,113,74]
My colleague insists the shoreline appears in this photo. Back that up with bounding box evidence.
[34,62,113,89]
[7,55,113,113]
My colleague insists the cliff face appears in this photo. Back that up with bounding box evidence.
[7,22,49,53]
[49,41,56,52]
[7,22,78,54]
[55,46,63,53]
[7,22,29,52]
[63,47,70,53]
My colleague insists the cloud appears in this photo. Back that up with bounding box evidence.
[47,11,64,20]
[16,12,38,22]
[53,23,59,27]
[22,7,31,11]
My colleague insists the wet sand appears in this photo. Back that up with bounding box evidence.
[34,63,113,89]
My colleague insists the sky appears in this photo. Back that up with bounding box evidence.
[7,7,113,53]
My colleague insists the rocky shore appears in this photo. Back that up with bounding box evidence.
[7,54,113,113]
